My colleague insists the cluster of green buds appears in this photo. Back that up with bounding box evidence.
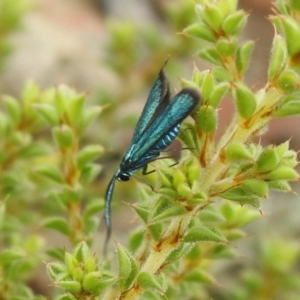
[217,141,299,206]
[32,86,105,245]
[47,242,116,299]
[184,0,252,82]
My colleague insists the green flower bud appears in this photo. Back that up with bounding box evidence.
[234,83,256,119]
[176,182,192,197]
[172,170,187,188]
[225,142,252,161]
[82,272,104,294]
[277,70,298,92]
[241,179,269,197]
[222,10,247,36]
[267,166,299,181]
[187,164,200,183]
[268,34,287,81]
[282,16,300,56]
[180,79,199,89]
[64,252,78,276]
[216,38,237,56]
[275,141,289,157]
[57,280,81,295]
[256,148,279,173]
[236,41,254,74]
[218,0,238,15]
[199,48,223,66]
[73,241,90,264]
[201,71,214,101]
[53,125,74,149]
[184,23,216,42]
[192,68,203,87]
[202,4,224,31]
[208,82,228,108]
[196,105,217,133]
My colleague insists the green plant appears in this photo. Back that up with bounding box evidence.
[0,0,29,72]
[1,0,300,299]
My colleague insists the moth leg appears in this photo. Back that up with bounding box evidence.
[142,164,155,175]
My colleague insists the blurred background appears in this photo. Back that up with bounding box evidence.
[1,0,300,298]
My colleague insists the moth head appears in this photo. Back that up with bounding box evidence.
[116,170,130,182]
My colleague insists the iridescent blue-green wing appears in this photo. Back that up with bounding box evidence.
[131,68,170,144]
[130,88,200,159]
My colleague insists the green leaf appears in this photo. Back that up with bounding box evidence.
[2,95,21,123]
[57,281,81,295]
[184,23,216,42]
[241,179,269,197]
[43,217,71,235]
[268,33,287,81]
[282,16,300,56]
[202,4,224,31]
[220,187,261,208]
[208,82,228,108]
[53,125,74,149]
[225,142,252,161]
[137,272,163,291]
[199,48,223,66]
[35,164,64,183]
[274,99,300,117]
[183,225,227,243]
[77,145,104,168]
[33,103,59,125]
[236,41,254,74]
[216,38,237,56]
[234,83,256,119]
[83,273,115,294]
[267,166,298,181]
[222,10,247,36]
[184,268,214,283]
[151,205,186,222]
[117,243,138,291]
[201,71,214,101]
[83,198,104,219]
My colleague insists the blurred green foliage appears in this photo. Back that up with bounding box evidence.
[0,0,29,72]
[0,0,300,300]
